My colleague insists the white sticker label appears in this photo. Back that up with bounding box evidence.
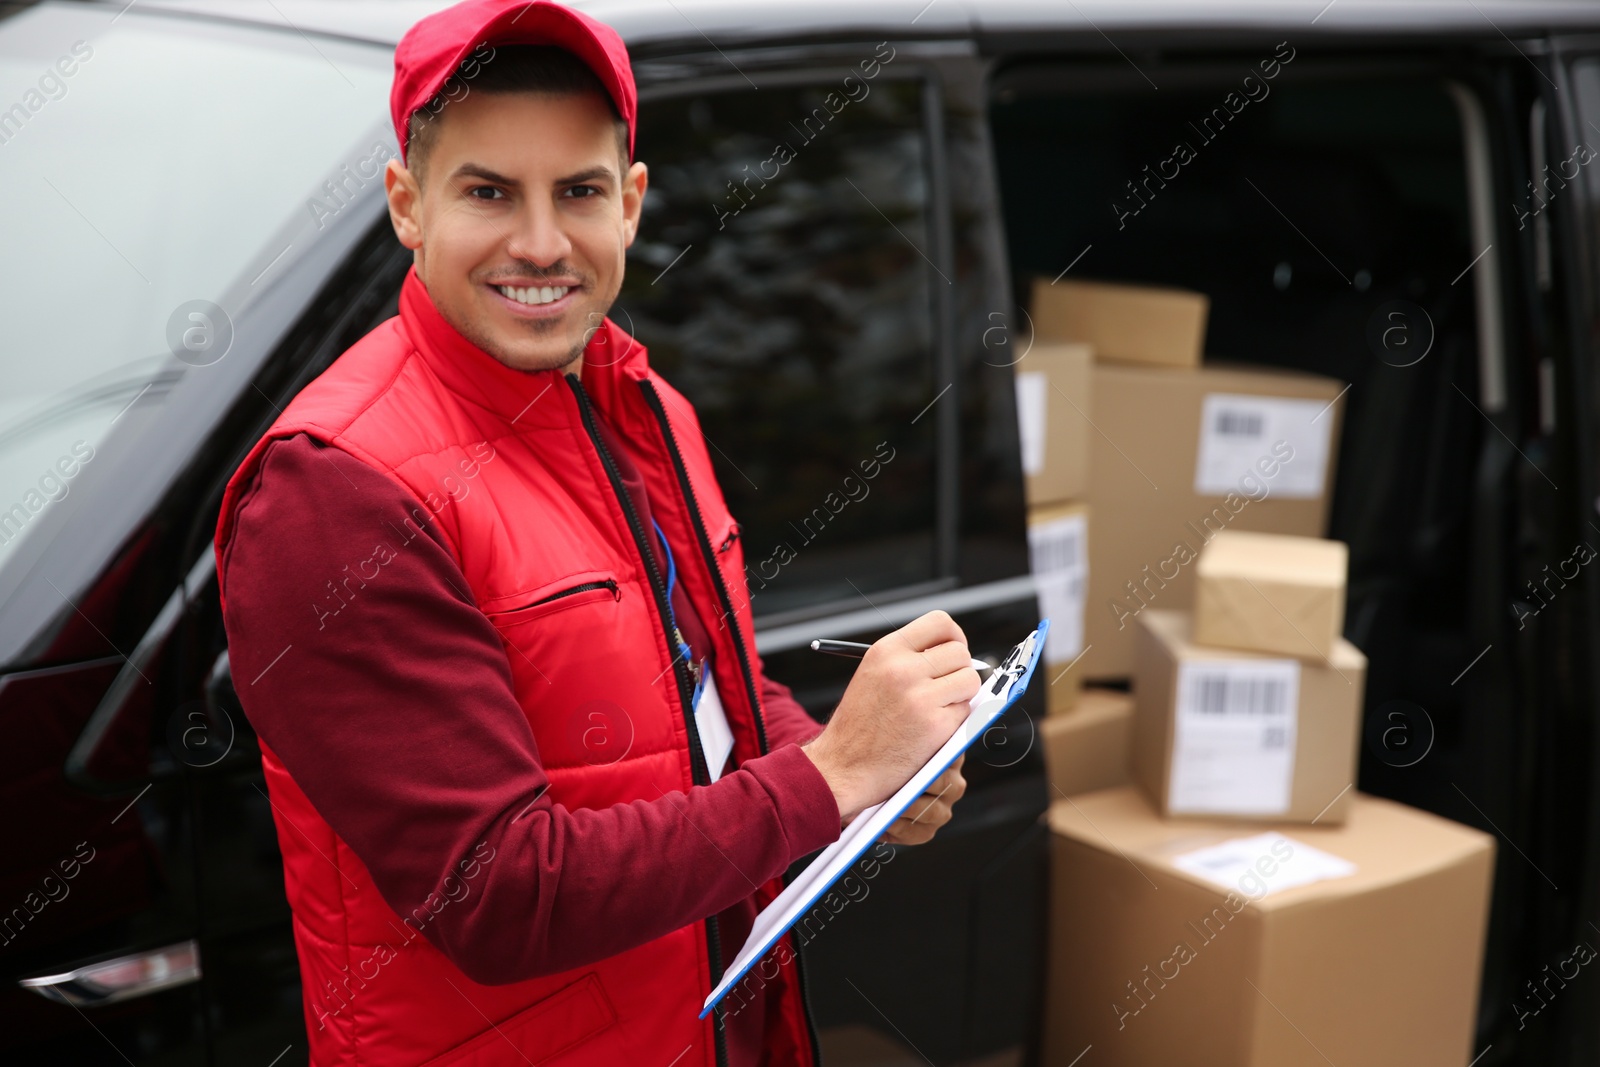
[1169,658,1300,815]
[1172,832,1356,896]
[694,671,735,783]
[1193,393,1333,498]
[1015,371,1047,478]
[1028,511,1086,664]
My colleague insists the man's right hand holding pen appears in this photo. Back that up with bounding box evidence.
[799,610,982,830]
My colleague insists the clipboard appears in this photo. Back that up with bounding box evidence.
[701,619,1050,1018]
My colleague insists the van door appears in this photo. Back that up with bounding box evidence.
[623,41,1048,1065]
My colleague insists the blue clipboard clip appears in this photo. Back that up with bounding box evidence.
[700,618,1049,1019]
[976,621,1045,717]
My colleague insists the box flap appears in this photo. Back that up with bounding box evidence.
[1196,530,1348,587]
[1048,786,1494,911]
[1142,608,1365,671]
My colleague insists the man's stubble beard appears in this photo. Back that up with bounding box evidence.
[458,307,590,374]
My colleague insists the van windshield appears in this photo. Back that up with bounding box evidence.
[0,1,392,567]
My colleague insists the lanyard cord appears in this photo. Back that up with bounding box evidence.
[652,518,701,688]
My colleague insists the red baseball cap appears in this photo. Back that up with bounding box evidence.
[390,0,637,165]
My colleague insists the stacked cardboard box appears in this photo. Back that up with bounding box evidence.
[1028,276,1346,681]
[1195,530,1349,661]
[1082,362,1344,679]
[1016,340,1093,709]
[1031,278,1208,368]
[1029,281,1491,1066]
[1014,340,1092,506]
[1133,608,1363,824]
[1027,501,1089,711]
[1043,786,1495,1067]
[1040,687,1134,798]
[1132,530,1358,823]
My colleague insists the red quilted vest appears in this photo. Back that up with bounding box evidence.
[213,265,817,1066]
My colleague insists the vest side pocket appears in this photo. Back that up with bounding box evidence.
[416,971,618,1066]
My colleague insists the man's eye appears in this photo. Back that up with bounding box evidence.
[469,186,505,200]
[565,185,601,199]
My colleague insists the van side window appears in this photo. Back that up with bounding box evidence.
[622,75,940,619]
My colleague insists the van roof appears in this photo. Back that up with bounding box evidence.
[120,0,1600,51]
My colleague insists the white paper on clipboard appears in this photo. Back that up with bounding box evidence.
[701,620,1049,1018]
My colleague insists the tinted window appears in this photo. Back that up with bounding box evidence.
[622,74,940,619]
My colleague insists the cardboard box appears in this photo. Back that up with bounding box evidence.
[1041,688,1133,797]
[1132,610,1365,824]
[1195,531,1349,661]
[1030,277,1208,368]
[817,1025,923,1066]
[1028,502,1088,708]
[1043,787,1495,1067]
[1084,361,1346,679]
[1044,665,1085,715]
[1014,341,1092,506]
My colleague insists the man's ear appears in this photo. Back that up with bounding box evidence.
[386,157,424,252]
[621,160,649,248]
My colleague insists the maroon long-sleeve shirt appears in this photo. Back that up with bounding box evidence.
[220,425,835,1063]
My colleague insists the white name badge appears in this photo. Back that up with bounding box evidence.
[694,666,735,782]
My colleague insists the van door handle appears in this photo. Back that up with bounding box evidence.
[20,939,200,1007]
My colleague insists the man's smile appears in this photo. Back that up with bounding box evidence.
[487,279,580,318]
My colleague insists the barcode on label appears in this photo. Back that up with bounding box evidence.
[1188,671,1291,717]
[1194,393,1331,498]
[1214,409,1265,437]
[1171,659,1301,815]
[1034,530,1080,572]
[1028,513,1087,664]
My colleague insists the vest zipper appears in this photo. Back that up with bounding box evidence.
[638,381,770,756]
[565,374,731,1067]
[791,933,823,1067]
[639,380,822,1066]
[519,579,621,610]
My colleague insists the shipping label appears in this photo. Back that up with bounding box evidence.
[1169,658,1300,815]
[1193,393,1332,497]
[1172,831,1356,896]
[1028,510,1087,664]
[1015,371,1047,477]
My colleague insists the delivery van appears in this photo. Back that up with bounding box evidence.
[1,1,1597,1064]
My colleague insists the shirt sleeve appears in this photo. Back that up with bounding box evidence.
[218,433,840,986]
[757,667,825,751]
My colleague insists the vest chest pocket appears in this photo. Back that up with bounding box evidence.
[481,572,632,702]
[482,574,622,625]
[710,518,748,599]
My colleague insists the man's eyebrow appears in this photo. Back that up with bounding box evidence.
[448,163,617,188]
[555,165,617,186]
[451,163,520,187]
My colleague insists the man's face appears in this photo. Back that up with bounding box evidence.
[385,89,647,374]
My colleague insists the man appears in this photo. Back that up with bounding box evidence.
[214,2,979,1064]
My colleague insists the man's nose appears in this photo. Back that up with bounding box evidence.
[507,196,573,268]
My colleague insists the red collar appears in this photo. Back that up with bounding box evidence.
[397,263,648,426]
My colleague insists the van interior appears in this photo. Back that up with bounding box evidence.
[990,51,1563,1060]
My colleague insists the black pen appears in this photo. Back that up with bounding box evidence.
[810,638,990,670]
